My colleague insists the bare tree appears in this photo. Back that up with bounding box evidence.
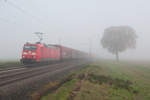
[101,26,137,61]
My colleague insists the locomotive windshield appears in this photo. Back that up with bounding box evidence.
[24,45,37,51]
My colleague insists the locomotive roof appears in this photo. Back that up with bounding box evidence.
[24,42,59,48]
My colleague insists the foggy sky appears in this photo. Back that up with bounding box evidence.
[0,0,150,60]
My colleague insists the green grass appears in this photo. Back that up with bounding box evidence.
[40,60,150,100]
[42,79,77,100]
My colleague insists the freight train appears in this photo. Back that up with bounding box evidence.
[21,42,88,64]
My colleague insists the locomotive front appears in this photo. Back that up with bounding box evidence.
[21,43,39,64]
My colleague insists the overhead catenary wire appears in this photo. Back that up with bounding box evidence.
[1,0,56,43]
[0,1,17,24]
[0,16,16,24]
[4,0,48,28]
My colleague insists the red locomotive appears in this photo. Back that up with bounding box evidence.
[21,42,87,64]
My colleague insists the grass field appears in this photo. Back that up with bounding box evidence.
[40,60,150,100]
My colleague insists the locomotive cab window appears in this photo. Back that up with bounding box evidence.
[24,45,37,51]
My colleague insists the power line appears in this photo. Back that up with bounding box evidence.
[0,16,16,24]
[5,0,47,27]
[0,1,15,24]
[7,0,27,14]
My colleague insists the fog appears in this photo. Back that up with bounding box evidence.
[0,0,150,61]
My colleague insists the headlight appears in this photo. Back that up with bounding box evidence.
[32,53,36,55]
[23,52,28,55]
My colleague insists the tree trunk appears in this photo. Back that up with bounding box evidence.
[116,52,119,62]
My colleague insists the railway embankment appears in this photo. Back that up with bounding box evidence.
[0,60,88,100]
[39,60,150,100]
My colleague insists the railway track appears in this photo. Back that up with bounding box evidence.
[0,62,58,74]
[0,67,26,73]
[0,60,84,87]
[0,63,37,72]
